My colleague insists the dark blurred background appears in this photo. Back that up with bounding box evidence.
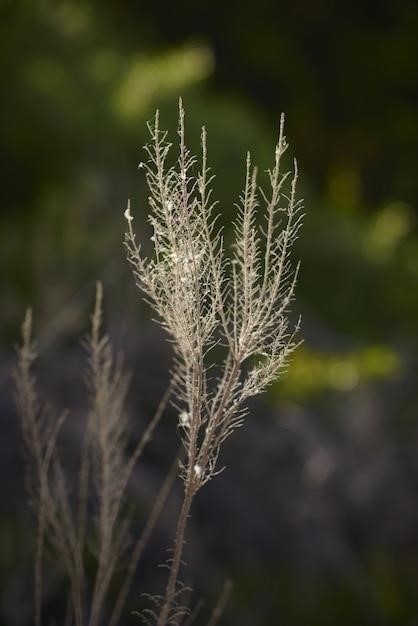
[1,1,418,624]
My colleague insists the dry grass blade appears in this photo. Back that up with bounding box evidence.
[109,453,179,626]
[87,283,173,626]
[16,285,173,626]
[14,310,69,626]
[206,579,233,626]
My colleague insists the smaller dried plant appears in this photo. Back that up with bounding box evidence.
[14,284,174,626]
[124,100,303,626]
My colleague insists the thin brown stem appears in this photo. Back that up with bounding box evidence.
[108,455,178,626]
[34,484,45,626]
[117,383,173,513]
[156,478,196,626]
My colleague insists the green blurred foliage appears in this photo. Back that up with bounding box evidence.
[2,0,416,350]
[278,344,400,398]
[96,0,418,206]
[231,553,418,626]
[0,0,217,336]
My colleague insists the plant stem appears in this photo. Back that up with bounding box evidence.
[156,478,195,626]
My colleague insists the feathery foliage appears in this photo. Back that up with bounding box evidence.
[124,100,303,626]
[15,285,173,626]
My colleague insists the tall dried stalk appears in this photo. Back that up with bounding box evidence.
[15,309,85,626]
[124,100,303,626]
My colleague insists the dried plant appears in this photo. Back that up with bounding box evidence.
[14,309,69,626]
[15,284,173,626]
[124,100,303,626]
